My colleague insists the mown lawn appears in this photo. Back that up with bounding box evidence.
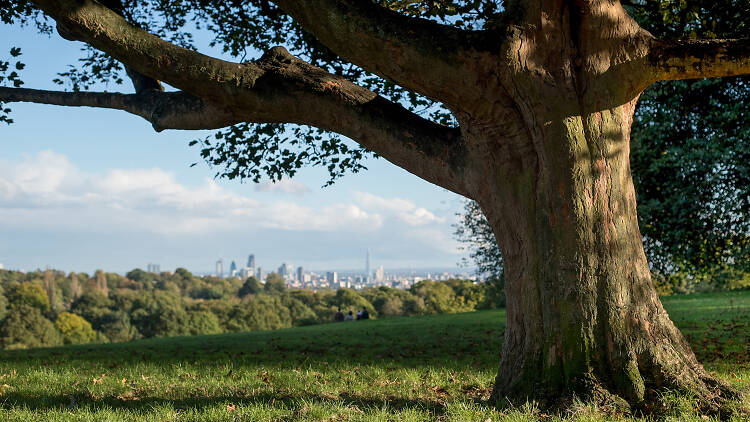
[0,290,748,421]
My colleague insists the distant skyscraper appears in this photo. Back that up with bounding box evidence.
[376,265,384,283]
[230,261,237,275]
[147,263,160,274]
[326,271,338,286]
[365,249,371,283]
[278,263,294,281]
[256,267,263,282]
[216,259,224,278]
[247,254,255,268]
[297,266,304,283]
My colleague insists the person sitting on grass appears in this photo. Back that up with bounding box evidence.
[361,308,369,320]
[344,311,354,321]
[334,308,344,322]
[356,309,363,320]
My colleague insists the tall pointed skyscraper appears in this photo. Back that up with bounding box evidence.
[229,260,237,275]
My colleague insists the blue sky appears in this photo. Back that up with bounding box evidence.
[0,23,469,274]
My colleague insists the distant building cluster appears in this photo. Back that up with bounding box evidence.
[217,254,262,281]
[0,251,477,291]
[206,251,477,291]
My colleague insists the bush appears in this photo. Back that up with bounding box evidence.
[0,290,7,321]
[281,294,318,326]
[226,294,292,332]
[0,305,62,349]
[239,277,263,297]
[70,291,113,329]
[263,273,287,294]
[8,282,50,313]
[328,288,376,317]
[186,310,222,335]
[130,290,189,338]
[98,310,139,342]
[55,312,97,344]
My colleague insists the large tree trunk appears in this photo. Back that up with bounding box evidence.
[472,97,736,411]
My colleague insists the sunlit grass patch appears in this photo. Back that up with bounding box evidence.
[0,290,748,420]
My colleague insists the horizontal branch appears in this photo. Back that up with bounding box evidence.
[273,0,488,108]
[649,38,750,81]
[0,88,239,131]
[18,0,474,195]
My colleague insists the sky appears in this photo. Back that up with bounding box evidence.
[0,23,469,275]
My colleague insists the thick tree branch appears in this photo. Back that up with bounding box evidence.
[22,0,472,195]
[0,88,238,131]
[272,0,488,108]
[649,38,750,81]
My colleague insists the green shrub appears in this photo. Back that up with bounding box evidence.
[7,282,50,313]
[238,277,263,297]
[0,305,62,349]
[55,312,97,344]
[226,294,292,332]
[186,310,222,335]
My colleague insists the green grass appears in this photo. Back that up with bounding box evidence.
[1,291,749,421]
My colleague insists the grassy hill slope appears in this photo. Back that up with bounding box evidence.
[0,291,749,421]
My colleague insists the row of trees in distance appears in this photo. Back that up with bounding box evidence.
[0,268,503,350]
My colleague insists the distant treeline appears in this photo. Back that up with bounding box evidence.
[0,268,504,350]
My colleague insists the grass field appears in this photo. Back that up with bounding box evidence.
[0,291,748,421]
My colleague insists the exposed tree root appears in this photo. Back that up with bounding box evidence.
[492,371,744,420]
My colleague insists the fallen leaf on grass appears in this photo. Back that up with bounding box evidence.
[92,374,106,384]
[227,404,236,412]
[258,370,271,384]
[116,392,139,401]
[429,385,448,396]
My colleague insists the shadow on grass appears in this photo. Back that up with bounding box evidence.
[0,389,459,415]
[0,313,507,372]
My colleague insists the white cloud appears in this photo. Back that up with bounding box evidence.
[255,179,310,194]
[0,151,387,235]
[353,191,446,226]
[0,151,463,270]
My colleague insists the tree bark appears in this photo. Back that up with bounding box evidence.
[472,98,736,411]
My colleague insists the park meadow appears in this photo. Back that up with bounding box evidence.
[0,290,748,421]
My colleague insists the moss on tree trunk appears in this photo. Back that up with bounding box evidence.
[476,101,738,414]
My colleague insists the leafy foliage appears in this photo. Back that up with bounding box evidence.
[627,0,750,280]
[632,77,750,277]
[0,304,62,349]
[1,0,475,184]
[7,281,50,313]
[55,312,97,344]
[263,273,287,294]
[193,124,372,187]
[0,47,24,124]
[0,267,502,349]
[453,199,503,281]
[238,276,263,297]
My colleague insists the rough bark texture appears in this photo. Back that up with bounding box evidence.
[3,0,750,414]
[477,100,736,411]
